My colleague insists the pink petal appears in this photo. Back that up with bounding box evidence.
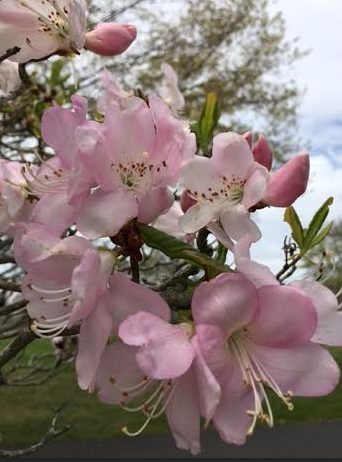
[211,132,254,179]
[165,369,201,455]
[220,205,261,243]
[252,343,340,396]
[30,193,80,235]
[213,366,255,445]
[195,324,232,380]
[76,188,138,239]
[263,153,310,207]
[103,98,155,163]
[119,311,194,379]
[68,249,104,325]
[95,343,144,405]
[138,187,174,224]
[233,236,278,287]
[41,97,88,169]
[291,280,342,346]
[192,273,258,335]
[252,135,273,170]
[191,335,221,422]
[179,155,220,197]
[76,292,113,390]
[109,273,170,330]
[179,200,223,234]
[242,163,269,209]
[249,285,317,347]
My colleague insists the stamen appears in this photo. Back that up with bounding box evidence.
[30,284,72,295]
[229,334,294,436]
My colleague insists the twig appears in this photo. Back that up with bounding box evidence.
[0,47,20,65]
[0,255,16,264]
[0,329,36,370]
[0,326,80,371]
[0,280,21,292]
[0,407,70,458]
[130,256,140,283]
[276,254,301,282]
[0,299,28,317]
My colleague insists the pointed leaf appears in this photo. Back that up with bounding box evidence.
[137,223,227,278]
[304,197,334,251]
[284,206,305,248]
[310,222,334,248]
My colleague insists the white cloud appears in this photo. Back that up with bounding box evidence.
[275,0,342,121]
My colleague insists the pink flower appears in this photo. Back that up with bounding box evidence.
[234,237,342,348]
[0,160,32,233]
[84,23,137,56]
[23,96,96,234]
[159,63,185,114]
[15,223,114,338]
[76,272,171,391]
[74,94,195,238]
[95,310,220,454]
[0,60,20,96]
[192,272,340,445]
[179,132,269,243]
[0,0,87,62]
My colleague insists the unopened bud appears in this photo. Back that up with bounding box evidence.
[85,23,137,56]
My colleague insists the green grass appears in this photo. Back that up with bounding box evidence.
[1,340,342,446]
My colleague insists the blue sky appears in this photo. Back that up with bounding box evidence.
[252,0,342,272]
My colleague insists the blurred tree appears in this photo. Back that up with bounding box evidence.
[90,0,307,160]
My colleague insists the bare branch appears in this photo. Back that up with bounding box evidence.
[0,47,20,65]
[0,407,70,458]
[0,280,21,292]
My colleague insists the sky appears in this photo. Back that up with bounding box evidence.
[252,0,342,272]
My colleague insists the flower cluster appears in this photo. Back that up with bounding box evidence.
[0,23,341,455]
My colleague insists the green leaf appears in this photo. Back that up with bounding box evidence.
[50,60,64,86]
[284,206,305,248]
[137,223,227,279]
[303,197,334,251]
[194,92,220,154]
[310,221,334,248]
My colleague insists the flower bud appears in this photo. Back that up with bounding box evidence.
[85,23,137,56]
[263,153,310,207]
[252,135,273,171]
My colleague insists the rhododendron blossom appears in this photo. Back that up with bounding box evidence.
[95,310,220,454]
[0,14,340,457]
[74,94,196,238]
[180,132,269,243]
[15,223,115,337]
[0,0,87,62]
[192,273,340,444]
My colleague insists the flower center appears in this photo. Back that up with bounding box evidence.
[109,374,178,437]
[21,163,68,197]
[20,1,70,38]
[111,152,154,196]
[28,283,73,338]
[227,332,294,436]
[187,174,246,205]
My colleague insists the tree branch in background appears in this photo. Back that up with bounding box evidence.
[0,407,70,458]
